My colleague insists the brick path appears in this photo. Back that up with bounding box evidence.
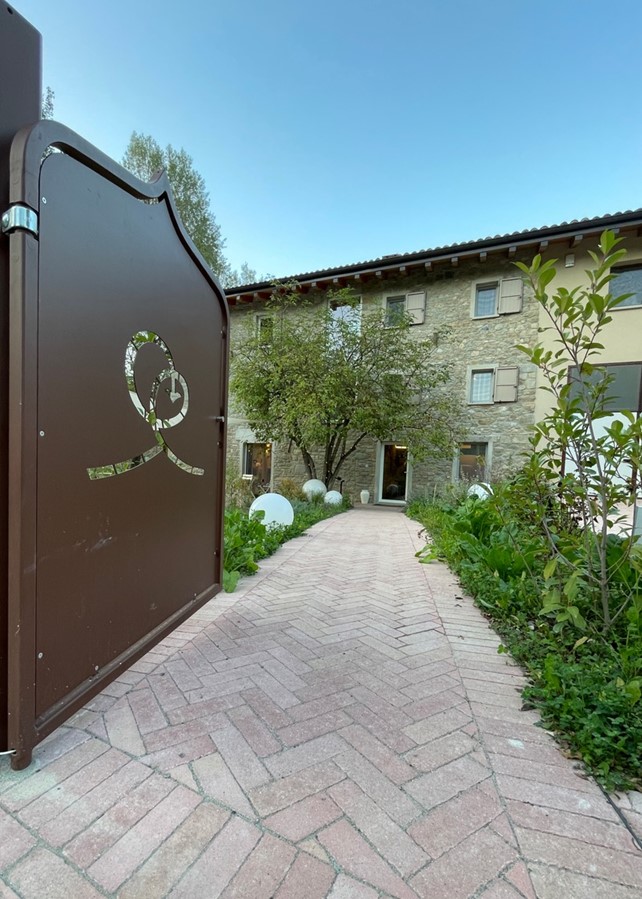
[1,508,641,898]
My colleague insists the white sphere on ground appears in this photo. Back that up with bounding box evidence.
[467,483,493,499]
[302,479,327,500]
[324,490,343,505]
[249,493,294,528]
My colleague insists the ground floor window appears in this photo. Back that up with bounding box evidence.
[458,441,488,481]
[243,442,272,490]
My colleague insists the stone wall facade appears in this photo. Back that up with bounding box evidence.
[226,252,540,503]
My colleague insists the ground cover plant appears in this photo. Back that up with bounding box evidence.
[223,497,350,593]
[408,231,642,791]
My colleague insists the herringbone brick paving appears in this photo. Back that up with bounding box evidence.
[1,508,641,898]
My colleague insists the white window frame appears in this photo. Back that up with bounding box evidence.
[384,291,426,326]
[468,365,496,404]
[471,281,499,319]
[470,277,524,318]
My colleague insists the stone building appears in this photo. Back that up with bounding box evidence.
[226,209,642,505]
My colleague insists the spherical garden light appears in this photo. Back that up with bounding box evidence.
[302,479,327,500]
[324,490,343,505]
[249,493,294,529]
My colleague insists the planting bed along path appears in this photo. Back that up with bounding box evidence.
[1,508,641,898]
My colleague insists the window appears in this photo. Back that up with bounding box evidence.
[384,291,426,325]
[611,265,642,309]
[472,278,523,318]
[243,442,272,488]
[458,442,488,480]
[474,284,498,318]
[569,363,642,412]
[468,365,519,404]
[385,296,406,326]
[469,369,495,403]
[256,314,273,343]
[329,297,361,347]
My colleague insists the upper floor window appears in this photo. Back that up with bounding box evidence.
[256,314,273,343]
[469,368,495,403]
[468,365,519,404]
[611,265,642,309]
[385,291,426,326]
[472,278,523,318]
[474,284,498,318]
[329,297,361,345]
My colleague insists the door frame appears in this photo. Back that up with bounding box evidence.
[375,441,410,504]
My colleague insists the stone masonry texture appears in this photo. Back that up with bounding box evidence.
[1,508,641,898]
[226,257,540,500]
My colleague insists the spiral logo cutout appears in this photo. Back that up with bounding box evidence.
[87,331,204,480]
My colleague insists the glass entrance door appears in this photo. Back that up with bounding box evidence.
[379,443,408,502]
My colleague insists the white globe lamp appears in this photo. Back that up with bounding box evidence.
[249,493,294,529]
[302,479,327,500]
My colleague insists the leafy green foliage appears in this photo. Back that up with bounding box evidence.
[408,493,642,790]
[231,286,462,488]
[223,498,349,592]
[516,230,642,633]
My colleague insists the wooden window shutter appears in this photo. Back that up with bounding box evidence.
[494,366,519,403]
[406,291,426,324]
[498,278,523,314]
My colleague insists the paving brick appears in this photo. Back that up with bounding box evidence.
[403,707,471,745]
[63,773,174,868]
[168,815,262,898]
[212,724,271,790]
[0,738,108,811]
[249,760,346,817]
[410,826,518,899]
[264,792,342,841]
[226,704,282,756]
[338,722,415,784]
[504,860,537,899]
[220,832,296,898]
[478,881,525,898]
[506,798,639,853]
[8,848,103,899]
[118,803,230,898]
[0,807,36,868]
[329,779,428,878]
[488,751,595,793]
[139,734,216,772]
[327,873,379,898]
[38,760,151,847]
[274,852,336,898]
[238,687,293,731]
[408,783,502,857]
[528,862,642,898]
[17,747,129,828]
[191,751,258,819]
[265,733,348,778]
[317,819,417,899]
[404,754,490,812]
[88,784,201,892]
[515,826,642,888]
[495,774,621,821]
[278,710,353,747]
[347,702,417,754]
[406,729,477,773]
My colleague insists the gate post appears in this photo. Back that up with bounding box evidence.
[0,7,41,754]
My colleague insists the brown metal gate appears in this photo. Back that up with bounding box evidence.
[2,16,228,768]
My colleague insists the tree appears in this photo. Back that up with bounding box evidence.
[231,286,461,487]
[42,86,55,119]
[122,132,229,280]
[516,230,642,633]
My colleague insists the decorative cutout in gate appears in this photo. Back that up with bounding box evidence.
[87,330,204,479]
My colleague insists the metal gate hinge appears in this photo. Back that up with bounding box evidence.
[1,205,38,237]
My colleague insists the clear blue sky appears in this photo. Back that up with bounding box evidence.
[14,0,642,280]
